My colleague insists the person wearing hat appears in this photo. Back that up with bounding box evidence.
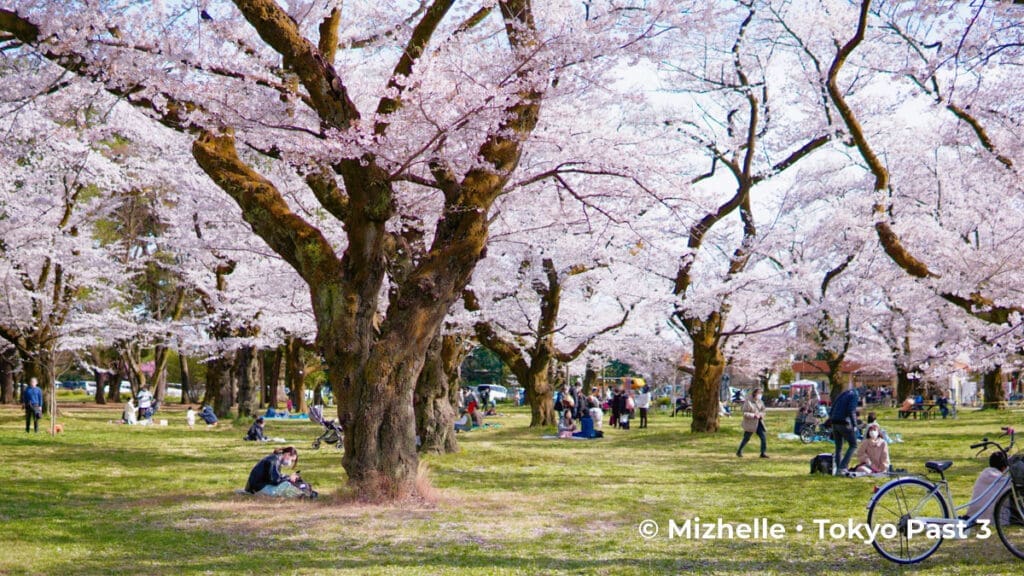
[736,388,768,458]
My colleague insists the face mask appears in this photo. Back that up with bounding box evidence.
[869,431,878,439]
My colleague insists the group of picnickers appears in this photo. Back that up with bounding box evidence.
[551,383,652,439]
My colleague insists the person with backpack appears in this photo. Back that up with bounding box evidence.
[22,377,43,433]
[736,388,768,458]
[830,382,861,475]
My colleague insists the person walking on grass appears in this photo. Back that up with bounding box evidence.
[636,385,651,428]
[830,381,860,476]
[22,377,43,433]
[736,388,768,458]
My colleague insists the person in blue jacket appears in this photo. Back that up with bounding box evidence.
[22,377,43,433]
[830,382,861,475]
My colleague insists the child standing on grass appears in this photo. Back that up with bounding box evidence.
[186,406,196,429]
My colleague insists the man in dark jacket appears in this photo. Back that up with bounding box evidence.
[830,383,860,475]
[22,377,43,433]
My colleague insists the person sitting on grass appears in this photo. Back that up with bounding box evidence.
[245,417,268,441]
[557,409,576,439]
[244,446,303,497]
[852,423,890,475]
[454,412,472,432]
[967,452,1009,524]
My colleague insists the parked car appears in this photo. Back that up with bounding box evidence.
[476,384,508,402]
[58,380,88,392]
[166,383,182,398]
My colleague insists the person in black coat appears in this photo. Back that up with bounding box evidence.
[245,446,298,494]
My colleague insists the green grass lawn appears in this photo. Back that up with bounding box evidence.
[2,401,1023,575]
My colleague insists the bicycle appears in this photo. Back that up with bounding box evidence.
[865,426,1024,564]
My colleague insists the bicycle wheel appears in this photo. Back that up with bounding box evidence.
[994,487,1024,560]
[867,478,949,564]
[800,425,815,444]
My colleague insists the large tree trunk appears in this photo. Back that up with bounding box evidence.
[982,365,1006,410]
[330,337,424,501]
[234,345,259,417]
[825,355,847,404]
[285,337,307,414]
[203,355,233,418]
[0,351,15,404]
[93,370,109,405]
[895,366,914,404]
[108,364,125,403]
[524,369,556,427]
[415,332,460,454]
[689,324,725,433]
[261,347,282,409]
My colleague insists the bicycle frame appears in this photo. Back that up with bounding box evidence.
[869,470,1019,529]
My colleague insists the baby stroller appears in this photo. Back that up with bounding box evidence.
[309,405,343,450]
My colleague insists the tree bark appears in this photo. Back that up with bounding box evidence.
[0,351,15,404]
[179,353,193,404]
[524,369,556,427]
[583,362,598,396]
[982,365,1006,410]
[415,332,461,454]
[825,355,847,404]
[261,347,282,409]
[203,355,233,418]
[895,366,914,403]
[152,344,172,404]
[108,364,124,403]
[93,370,109,405]
[285,337,307,414]
[234,345,259,417]
[689,319,725,433]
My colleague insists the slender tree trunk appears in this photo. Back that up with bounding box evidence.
[689,327,725,433]
[234,345,259,418]
[285,338,307,413]
[415,332,460,454]
[982,365,1006,410]
[524,369,556,427]
[152,345,171,404]
[179,353,192,404]
[93,370,109,405]
[261,348,282,409]
[0,351,15,404]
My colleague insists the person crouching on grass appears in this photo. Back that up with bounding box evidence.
[736,388,768,458]
[245,446,302,497]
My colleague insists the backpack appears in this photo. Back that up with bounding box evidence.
[810,453,834,475]
[289,473,319,499]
